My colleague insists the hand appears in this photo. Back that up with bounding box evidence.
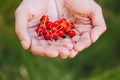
[15,0,58,57]
[55,0,106,56]
[15,0,75,59]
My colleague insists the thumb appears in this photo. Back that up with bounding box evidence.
[90,5,107,43]
[15,10,31,49]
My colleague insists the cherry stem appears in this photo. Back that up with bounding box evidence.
[53,27,62,34]
[67,17,76,22]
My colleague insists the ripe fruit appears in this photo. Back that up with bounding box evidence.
[58,30,65,37]
[69,22,74,28]
[68,30,76,38]
[36,15,76,40]
[52,21,60,28]
[53,32,59,40]
[61,23,69,32]
[51,26,57,33]
[46,22,53,30]
[36,27,46,36]
[59,19,67,23]
[60,19,69,32]
[40,15,49,23]
[44,31,52,40]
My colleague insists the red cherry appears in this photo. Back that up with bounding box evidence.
[36,27,46,36]
[40,15,49,23]
[69,22,74,28]
[36,16,77,40]
[51,26,57,33]
[66,27,71,32]
[68,30,76,38]
[46,22,53,30]
[53,32,59,40]
[36,27,40,35]
[39,24,46,29]
[44,31,52,40]
[52,21,60,28]
[58,30,65,37]
[60,19,67,23]
[60,21,69,31]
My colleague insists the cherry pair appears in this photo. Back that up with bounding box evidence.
[36,15,76,40]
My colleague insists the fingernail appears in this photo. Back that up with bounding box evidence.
[21,40,28,49]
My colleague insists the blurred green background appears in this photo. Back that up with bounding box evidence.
[0,0,120,80]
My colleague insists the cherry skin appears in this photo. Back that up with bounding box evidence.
[53,32,59,40]
[65,27,71,32]
[51,26,57,33]
[44,31,52,40]
[69,22,74,28]
[68,30,76,38]
[59,19,67,23]
[40,15,49,23]
[36,27,46,36]
[52,21,60,28]
[60,21,69,31]
[58,30,65,37]
[46,22,53,30]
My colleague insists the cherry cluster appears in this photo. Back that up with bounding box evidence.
[36,15,76,40]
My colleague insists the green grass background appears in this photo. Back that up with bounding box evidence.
[0,0,120,80]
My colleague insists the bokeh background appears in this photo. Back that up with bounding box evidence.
[0,0,120,80]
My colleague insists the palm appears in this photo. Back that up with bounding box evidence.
[23,0,60,57]
[56,0,106,52]
[64,0,94,15]
[56,0,93,52]
[30,0,93,57]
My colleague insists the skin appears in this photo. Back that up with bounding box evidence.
[15,0,106,59]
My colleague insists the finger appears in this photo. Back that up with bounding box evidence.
[44,46,59,58]
[60,38,74,49]
[72,35,80,43]
[69,49,78,58]
[73,14,92,25]
[74,32,91,52]
[30,38,45,56]
[53,38,74,49]
[75,25,92,34]
[30,38,59,57]
[77,19,92,25]
[56,47,70,59]
[15,10,31,49]
[38,40,49,46]
[72,29,80,35]
[30,46,45,57]
[74,13,90,21]
[91,6,107,43]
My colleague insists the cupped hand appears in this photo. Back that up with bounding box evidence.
[15,0,76,59]
[55,0,107,57]
[15,0,59,58]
